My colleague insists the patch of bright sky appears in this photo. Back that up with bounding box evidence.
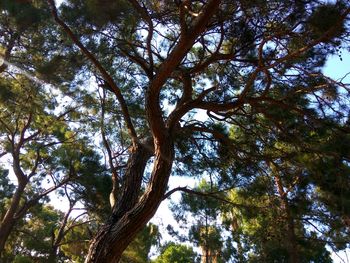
[323,49,350,82]
[55,0,65,6]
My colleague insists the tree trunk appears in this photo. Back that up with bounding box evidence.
[48,202,74,263]
[85,139,174,262]
[0,183,26,255]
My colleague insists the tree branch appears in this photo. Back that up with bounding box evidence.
[47,0,138,146]
[163,186,262,209]
[146,0,222,141]
[128,0,154,76]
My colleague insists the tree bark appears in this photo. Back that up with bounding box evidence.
[47,201,75,263]
[85,138,174,262]
[0,183,26,255]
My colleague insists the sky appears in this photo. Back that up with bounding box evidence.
[323,49,350,82]
[56,0,65,6]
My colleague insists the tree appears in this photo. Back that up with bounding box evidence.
[152,242,199,263]
[11,204,65,263]
[0,1,105,257]
[0,73,78,255]
[1,0,350,262]
[223,187,333,263]
[213,103,349,262]
[170,180,227,263]
[231,111,349,261]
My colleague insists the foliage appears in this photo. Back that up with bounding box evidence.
[121,223,161,263]
[1,0,350,262]
[170,181,231,262]
[152,242,198,263]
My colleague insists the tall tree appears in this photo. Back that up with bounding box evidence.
[1,0,350,261]
[170,180,226,263]
[49,1,350,261]
[0,74,78,255]
[0,0,90,256]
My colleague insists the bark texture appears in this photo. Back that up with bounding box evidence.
[85,139,174,262]
[0,183,26,254]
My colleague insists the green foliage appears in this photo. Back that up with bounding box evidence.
[60,221,92,263]
[121,223,161,263]
[308,3,346,41]
[20,205,62,257]
[223,188,333,263]
[13,255,32,263]
[2,205,63,262]
[170,181,230,262]
[0,169,13,199]
[0,64,101,263]
[0,0,48,30]
[61,0,137,29]
[85,0,132,26]
[152,242,198,263]
[36,53,85,84]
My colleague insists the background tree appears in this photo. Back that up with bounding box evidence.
[0,73,78,255]
[152,242,199,263]
[170,180,227,263]
[121,223,161,263]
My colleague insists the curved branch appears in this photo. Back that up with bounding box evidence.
[167,84,220,130]
[47,0,138,146]
[147,0,222,141]
[14,176,70,220]
[99,89,120,208]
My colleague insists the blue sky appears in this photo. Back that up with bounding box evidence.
[324,49,350,82]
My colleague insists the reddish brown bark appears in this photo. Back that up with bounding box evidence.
[0,146,28,254]
[84,139,174,262]
[0,174,68,257]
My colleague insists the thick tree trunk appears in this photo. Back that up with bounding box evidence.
[0,151,30,256]
[85,139,174,262]
[0,183,26,255]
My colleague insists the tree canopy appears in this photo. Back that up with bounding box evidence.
[0,0,350,262]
